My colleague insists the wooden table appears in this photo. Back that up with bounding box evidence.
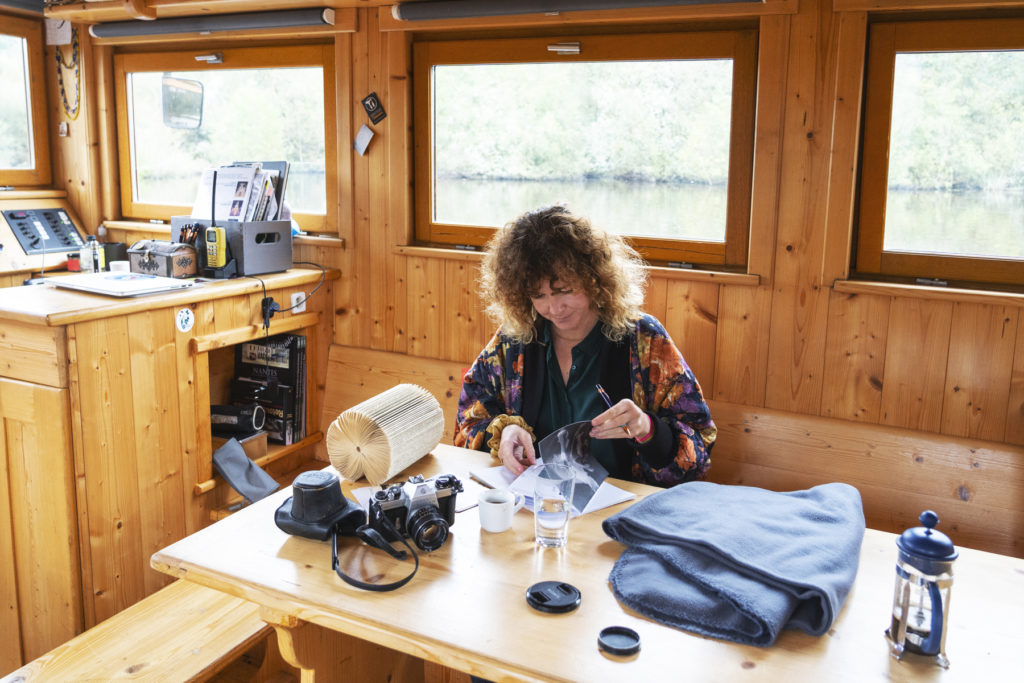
[151,444,1021,682]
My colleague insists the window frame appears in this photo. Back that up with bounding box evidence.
[113,43,337,232]
[0,14,52,187]
[412,29,757,267]
[857,18,1024,288]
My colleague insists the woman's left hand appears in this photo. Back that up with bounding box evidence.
[590,399,650,441]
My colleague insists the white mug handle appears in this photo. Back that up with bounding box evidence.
[511,492,525,513]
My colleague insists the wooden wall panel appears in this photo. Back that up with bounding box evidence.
[747,15,790,282]
[878,297,952,433]
[644,275,668,324]
[820,291,889,422]
[941,303,1019,442]
[408,256,445,359]
[443,261,490,364]
[709,400,1024,558]
[764,1,836,414]
[713,284,771,406]
[1008,314,1024,446]
[322,345,465,444]
[664,280,719,397]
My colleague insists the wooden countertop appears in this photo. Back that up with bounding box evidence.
[0,268,338,327]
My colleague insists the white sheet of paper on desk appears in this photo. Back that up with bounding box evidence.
[470,464,634,517]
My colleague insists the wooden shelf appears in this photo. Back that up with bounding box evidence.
[194,431,324,495]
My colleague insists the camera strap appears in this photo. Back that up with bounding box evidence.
[331,520,420,592]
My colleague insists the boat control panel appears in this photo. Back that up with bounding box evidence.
[0,198,86,275]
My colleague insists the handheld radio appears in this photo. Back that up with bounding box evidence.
[206,226,226,268]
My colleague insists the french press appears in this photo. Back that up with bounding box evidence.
[885,510,958,669]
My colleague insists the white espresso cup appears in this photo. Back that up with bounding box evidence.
[478,488,525,533]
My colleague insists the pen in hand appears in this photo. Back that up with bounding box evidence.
[595,384,632,437]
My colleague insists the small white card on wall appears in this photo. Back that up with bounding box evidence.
[45,19,72,46]
[353,124,374,156]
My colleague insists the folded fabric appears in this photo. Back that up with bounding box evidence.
[212,437,279,504]
[602,481,865,647]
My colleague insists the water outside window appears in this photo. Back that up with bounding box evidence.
[0,34,33,169]
[127,67,326,213]
[885,51,1024,260]
[431,60,734,240]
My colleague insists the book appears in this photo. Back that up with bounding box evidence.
[231,377,294,445]
[232,160,289,220]
[233,333,306,445]
[190,164,260,222]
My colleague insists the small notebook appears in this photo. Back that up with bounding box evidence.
[51,272,195,297]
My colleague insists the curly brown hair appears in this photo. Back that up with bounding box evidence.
[479,205,647,343]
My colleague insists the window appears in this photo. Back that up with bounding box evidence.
[114,44,336,232]
[413,30,757,267]
[0,15,51,187]
[857,19,1024,287]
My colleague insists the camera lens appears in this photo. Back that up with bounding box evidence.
[407,505,449,552]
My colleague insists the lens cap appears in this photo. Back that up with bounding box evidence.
[525,581,581,614]
[598,626,641,656]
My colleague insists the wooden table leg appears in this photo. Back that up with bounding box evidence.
[260,608,425,682]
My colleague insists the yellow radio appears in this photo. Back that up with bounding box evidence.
[205,226,226,268]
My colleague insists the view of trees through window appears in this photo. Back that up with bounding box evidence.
[885,51,1024,260]
[128,67,326,214]
[432,60,734,240]
[0,33,32,169]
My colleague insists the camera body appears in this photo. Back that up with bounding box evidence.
[367,474,463,552]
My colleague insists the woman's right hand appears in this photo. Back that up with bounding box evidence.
[498,424,536,475]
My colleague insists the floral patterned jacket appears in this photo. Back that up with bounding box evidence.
[455,314,716,487]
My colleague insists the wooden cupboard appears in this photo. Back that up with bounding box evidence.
[0,268,335,670]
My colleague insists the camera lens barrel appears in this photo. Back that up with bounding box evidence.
[407,505,449,552]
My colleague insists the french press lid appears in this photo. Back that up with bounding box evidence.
[896,510,958,566]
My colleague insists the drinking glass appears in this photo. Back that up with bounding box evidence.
[533,463,575,548]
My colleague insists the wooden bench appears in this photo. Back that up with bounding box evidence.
[322,343,1024,558]
[1,579,291,682]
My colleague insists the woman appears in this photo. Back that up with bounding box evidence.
[455,205,715,486]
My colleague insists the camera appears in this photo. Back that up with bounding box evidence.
[366,474,463,552]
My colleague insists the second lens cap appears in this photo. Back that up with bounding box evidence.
[525,581,581,614]
[598,626,641,656]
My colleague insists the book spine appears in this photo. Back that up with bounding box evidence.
[296,335,307,439]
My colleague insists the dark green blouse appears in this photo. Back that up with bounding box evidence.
[534,320,620,477]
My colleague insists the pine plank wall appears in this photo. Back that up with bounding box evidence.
[26,0,1024,554]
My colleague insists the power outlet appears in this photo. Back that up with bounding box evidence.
[290,291,307,313]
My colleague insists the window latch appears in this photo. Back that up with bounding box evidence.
[547,42,581,56]
[915,277,948,287]
[195,53,223,64]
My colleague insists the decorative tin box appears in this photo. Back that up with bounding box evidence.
[127,240,198,279]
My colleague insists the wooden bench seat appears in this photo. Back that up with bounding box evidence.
[1,579,288,682]
[322,343,1024,558]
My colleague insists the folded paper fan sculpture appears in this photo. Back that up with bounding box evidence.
[326,383,444,484]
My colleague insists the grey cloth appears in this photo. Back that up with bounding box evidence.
[602,481,865,647]
[212,437,279,504]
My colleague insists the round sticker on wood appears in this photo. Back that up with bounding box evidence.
[175,308,195,333]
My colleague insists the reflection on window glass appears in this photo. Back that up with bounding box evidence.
[885,51,1024,260]
[127,67,326,213]
[432,60,733,241]
[0,33,32,169]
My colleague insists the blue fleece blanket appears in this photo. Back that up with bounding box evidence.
[602,481,865,647]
